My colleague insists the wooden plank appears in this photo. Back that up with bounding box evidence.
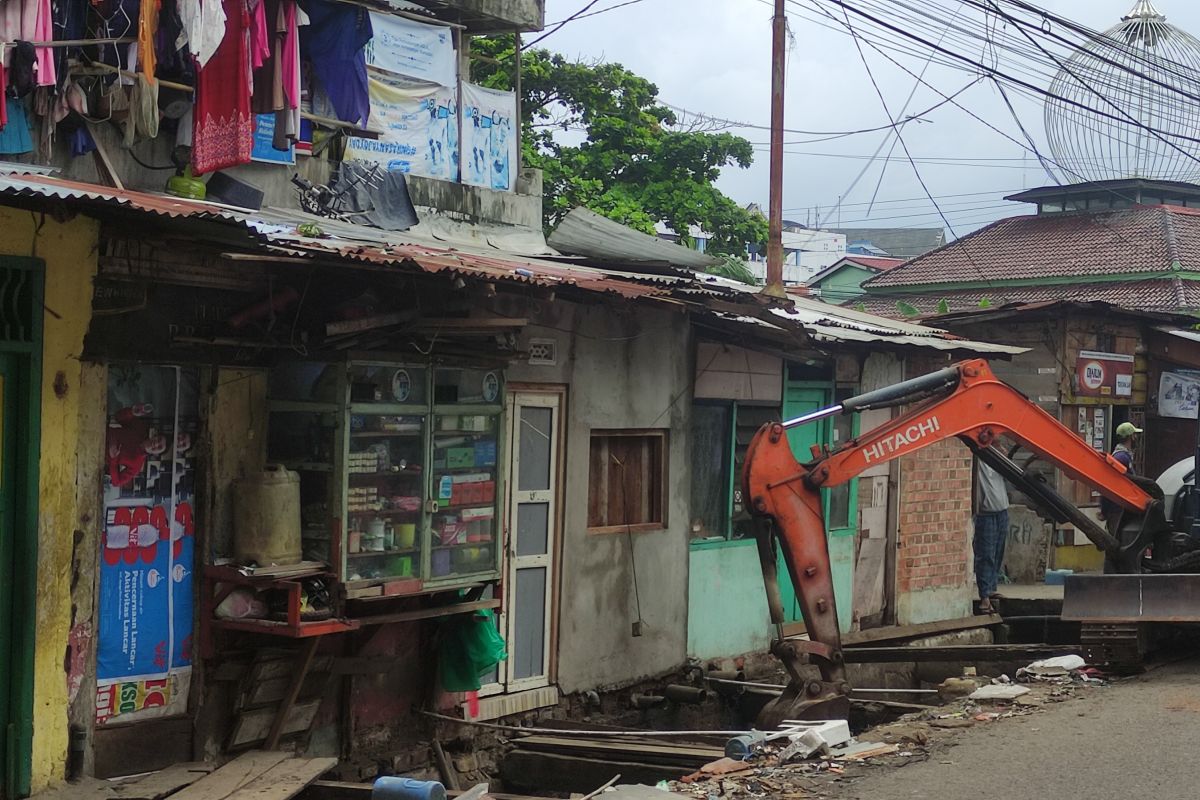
[226,757,337,800]
[266,638,320,749]
[172,752,292,800]
[843,643,1081,663]
[111,763,214,800]
[512,736,720,767]
[94,717,193,779]
[352,598,500,627]
[229,700,322,749]
[809,613,1002,647]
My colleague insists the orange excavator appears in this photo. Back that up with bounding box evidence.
[743,358,1172,727]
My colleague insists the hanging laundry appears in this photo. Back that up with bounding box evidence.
[0,95,33,154]
[51,0,88,91]
[94,0,139,82]
[299,0,370,126]
[0,0,55,86]
[177,0,226,68]
[192,0,252,173]
[138,0,161,80]
[247,0,269,69]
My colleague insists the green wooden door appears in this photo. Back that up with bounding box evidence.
[0,354,16,799]
[778,385,829,624]
[780,383,857,632]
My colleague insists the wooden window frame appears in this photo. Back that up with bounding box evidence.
[587,429,669,534]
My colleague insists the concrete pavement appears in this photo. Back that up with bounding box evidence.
[833,657,1200,799]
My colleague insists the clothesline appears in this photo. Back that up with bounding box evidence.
[0,36,136,49]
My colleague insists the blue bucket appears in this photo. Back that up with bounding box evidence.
[373,778,448,800]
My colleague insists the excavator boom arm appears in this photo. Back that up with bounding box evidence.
[742,359,1161,727]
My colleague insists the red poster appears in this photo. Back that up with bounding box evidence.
[1076,350,1134,398]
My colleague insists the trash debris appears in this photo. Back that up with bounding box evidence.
[1017,655,1087,682]
[778,730,828,762]
[968,684,1031,701]
[833,742,900,761]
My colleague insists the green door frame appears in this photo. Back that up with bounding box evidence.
[0,256,44,800]
[780,380,859,632]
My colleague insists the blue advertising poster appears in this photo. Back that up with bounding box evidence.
[251,114,295,165]
[95,365,198,724]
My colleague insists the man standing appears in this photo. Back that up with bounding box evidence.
[974,457,1010,614]
[1101,421,1143,573]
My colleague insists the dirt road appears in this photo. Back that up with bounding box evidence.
[833,658,1200,799]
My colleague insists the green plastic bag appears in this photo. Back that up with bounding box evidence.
[438,610,508,692]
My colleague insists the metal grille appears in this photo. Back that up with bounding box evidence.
[528,338,557,366]
[0,262,34,343]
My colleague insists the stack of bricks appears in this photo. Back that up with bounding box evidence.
[896,356,975,597]
[896,436,974,594]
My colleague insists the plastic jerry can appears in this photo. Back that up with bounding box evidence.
[233,465,302,566]
[372,778,447,800]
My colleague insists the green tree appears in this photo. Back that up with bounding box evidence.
[470,36,767,256]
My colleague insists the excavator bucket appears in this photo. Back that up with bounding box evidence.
[757,686,851,729]
[1062,573,1200,623]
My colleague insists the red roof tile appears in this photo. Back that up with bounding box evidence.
[867,206,1200,288]
[842,255,906,271]
[851,278,1200,319]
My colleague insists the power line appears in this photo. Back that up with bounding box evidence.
[833,0,1011,303]
[525,0,651,49]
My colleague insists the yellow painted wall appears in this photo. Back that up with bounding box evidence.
[0,207,102,793]
[1053,543,1106,573]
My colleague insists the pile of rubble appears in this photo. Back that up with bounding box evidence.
[664,657,1107,799]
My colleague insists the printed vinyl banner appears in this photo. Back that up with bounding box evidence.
[1075,350,1134,399]
[345,77,458,181]
[1160,371,1200,419]
[96,365,198,724]
[366,12,457,87]
[461,82,517,192]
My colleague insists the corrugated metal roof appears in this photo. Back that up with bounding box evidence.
[548,206,719,270]
[0,172,1022,355]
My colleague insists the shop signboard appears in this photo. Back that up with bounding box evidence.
[95,366,198,724]
[1075,350,1134,399]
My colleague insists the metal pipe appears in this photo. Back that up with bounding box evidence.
[705,676,936,695]
[783,404,844,430]
[663,685,708,704]
[630,694,666,709]
[762,0,787,299]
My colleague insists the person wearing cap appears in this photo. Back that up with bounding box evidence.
[1101,421,1143,573]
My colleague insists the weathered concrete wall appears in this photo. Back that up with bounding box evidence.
[452,0,544,30]
[1004,504,1051,584]
[15,208,102,792]
[507,302,692,693]
[66,362,107,779]
[206,370,269,559]
[52,124,543,231]
[687,542,771,660]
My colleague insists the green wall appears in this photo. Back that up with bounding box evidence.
[687,541,772,659]
[814,264,875,303]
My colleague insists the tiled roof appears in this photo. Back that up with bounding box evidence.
[841,256,906,271]
[833,227,945,259]
[851,278,1200,319]
[867,205,1200,288]
[0,171,1021,357]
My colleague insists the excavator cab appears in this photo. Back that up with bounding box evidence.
[743,358,1176,725]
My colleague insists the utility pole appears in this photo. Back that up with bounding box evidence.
[763,0,788,299]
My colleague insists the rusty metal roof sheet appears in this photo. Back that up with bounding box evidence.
[0,172,1021,354]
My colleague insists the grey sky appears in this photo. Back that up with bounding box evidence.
[538,0,1200,236]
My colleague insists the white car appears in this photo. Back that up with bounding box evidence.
[1158,456,1196,528]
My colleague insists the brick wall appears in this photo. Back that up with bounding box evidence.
[896,437,974,596]
[894,356,975,623]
